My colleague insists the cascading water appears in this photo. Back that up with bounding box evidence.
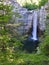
[31,11,38,40]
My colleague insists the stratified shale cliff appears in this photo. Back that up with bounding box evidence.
[3,0,47,36]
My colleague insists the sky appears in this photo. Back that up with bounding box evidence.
[17,0,39,6]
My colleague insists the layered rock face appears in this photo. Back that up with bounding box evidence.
[4,0,46,36]
[38,6,46,36]
[44,1,49,35]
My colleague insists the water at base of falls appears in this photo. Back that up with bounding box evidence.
[22,38,39,53]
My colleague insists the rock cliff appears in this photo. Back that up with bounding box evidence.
[3,0,47,36]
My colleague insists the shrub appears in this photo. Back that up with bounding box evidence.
[39,0,48,8]
[23,3,38,10]
[39,36,49,55]
[23,0,48,9]
[0,53,49,65]
[16,54,49,65]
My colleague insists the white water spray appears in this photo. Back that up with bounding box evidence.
[31,11,38,40]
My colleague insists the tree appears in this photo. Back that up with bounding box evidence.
[0,1,23,64]
[0,0,13,51]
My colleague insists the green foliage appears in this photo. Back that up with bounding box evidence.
[23,0,48,10]
[39,0,48,8]
[0,3,13,22]
[0,0,23,56]
[0,1,14,52]
[0,2,23,65]
[0,0,23,53]
[23,3,38,10]
[39,36,49,56]
[0,52,49,65]
[16,54,49,65]
[46,14,49,19]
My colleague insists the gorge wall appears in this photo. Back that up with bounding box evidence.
[44,1,49,35]
[4,0,47,36]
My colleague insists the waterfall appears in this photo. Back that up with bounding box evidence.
[31,11,38,40]
[22,11,39,53]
